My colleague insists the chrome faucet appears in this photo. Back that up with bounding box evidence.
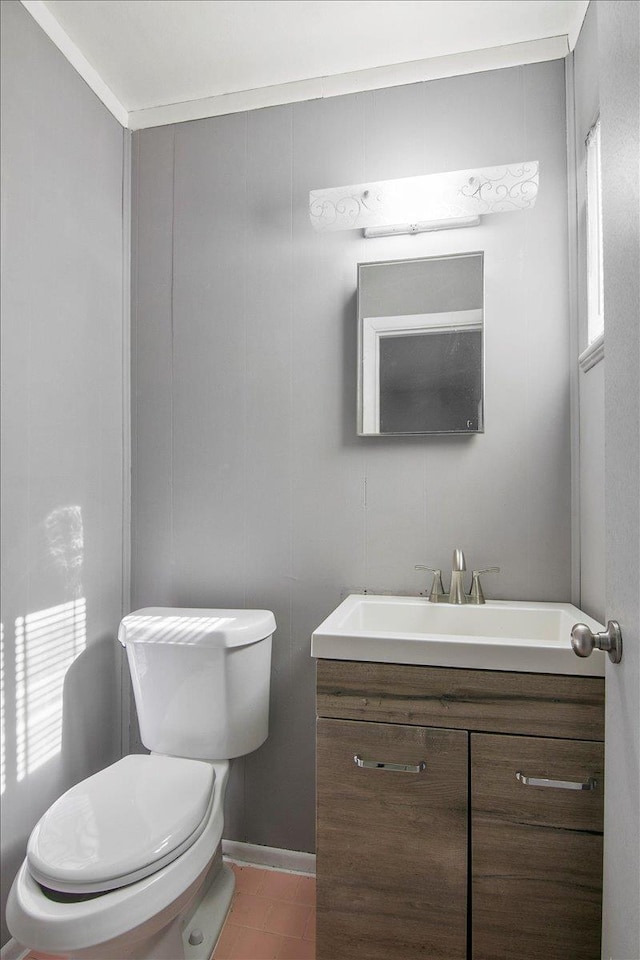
[448,548,467,604]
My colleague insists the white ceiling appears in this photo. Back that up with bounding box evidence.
[24,0,590,128]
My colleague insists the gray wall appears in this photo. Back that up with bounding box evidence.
[572,0,606,621]
[598,2,640,957]
[131,59,571,853]
[0,1,127,944]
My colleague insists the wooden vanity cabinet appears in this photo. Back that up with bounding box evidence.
[316,659,605,960]
[471,733,604,960]
[317,718,468,960]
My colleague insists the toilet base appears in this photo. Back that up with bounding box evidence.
[54,851,235,960]
[183,856,235,960]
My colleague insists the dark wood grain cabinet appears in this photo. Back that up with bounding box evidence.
[317,718,467,960]
[471,733,604,960]
[316,660,605,960]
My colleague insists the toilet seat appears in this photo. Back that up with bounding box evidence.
[7,760,229,958]
[27,755,216,894]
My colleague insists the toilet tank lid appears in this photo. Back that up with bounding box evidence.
[118,607,276,648]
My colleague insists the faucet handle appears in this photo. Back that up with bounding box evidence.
[469,567,500,605]
[415,566,446,603]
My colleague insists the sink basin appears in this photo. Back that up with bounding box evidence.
[311,595,606,676]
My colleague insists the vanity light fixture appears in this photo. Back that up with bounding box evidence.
[309,161,539,234]
[364,216,480,238]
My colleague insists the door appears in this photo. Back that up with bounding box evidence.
[471,733,604,960]
[316,718,467,960]
[598,4,640,958]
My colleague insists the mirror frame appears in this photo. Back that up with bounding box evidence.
[356,251,485,437]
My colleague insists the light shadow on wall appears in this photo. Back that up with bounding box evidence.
[1,504,87,796]
[15,598,87,783]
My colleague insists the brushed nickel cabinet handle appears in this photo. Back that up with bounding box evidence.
[516,770,597,791]
[354,754,426,773]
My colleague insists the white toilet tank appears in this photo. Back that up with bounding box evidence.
[119,607,275,760]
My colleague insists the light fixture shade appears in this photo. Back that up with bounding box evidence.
[309,161,539,232]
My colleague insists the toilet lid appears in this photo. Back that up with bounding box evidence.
[27,754,216,894]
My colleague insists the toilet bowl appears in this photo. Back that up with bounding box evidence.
[8,759,231,959]
[7,608,275,960]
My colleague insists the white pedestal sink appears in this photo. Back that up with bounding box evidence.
[311,595,606,676]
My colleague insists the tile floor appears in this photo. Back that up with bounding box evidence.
[214,863,316,960]
[23,863,316,960]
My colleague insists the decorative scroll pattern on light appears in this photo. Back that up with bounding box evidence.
[309,186,386,231]
[309,162,539,232]
[458,163,539,213]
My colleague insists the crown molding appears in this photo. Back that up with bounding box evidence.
[568,0,591,50]
[20,0,128,127]
[18,4,570,133]
[128,35,569,131]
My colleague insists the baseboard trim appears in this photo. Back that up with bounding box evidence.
[222,840,316,876]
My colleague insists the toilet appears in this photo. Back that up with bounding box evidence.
[7,607,275,960]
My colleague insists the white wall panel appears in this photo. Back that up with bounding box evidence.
[0,1,126,943]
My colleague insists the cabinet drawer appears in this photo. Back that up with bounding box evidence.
[317,659,605,740]
[471,733,603,960]
[317,719,467,960]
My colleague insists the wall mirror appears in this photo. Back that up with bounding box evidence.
[357,252,484,436]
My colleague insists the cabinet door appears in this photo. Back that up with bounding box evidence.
[471,733,604,960]
[316,718,467,960]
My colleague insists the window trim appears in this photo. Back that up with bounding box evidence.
[578,330,604,373]
[585,117,604,352]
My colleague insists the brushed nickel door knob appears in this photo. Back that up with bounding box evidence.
[571,620,622,663]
